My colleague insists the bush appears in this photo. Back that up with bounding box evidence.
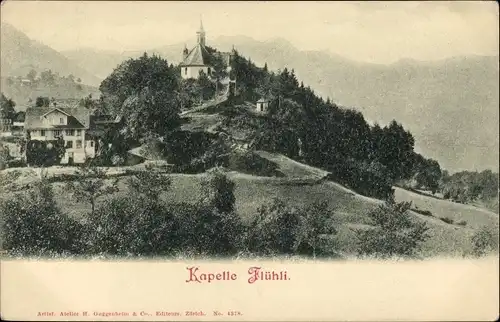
[246,198,304,255]
[26,139,66,166]
[354,201,430,258]
[411,208,433,217]
[440,217,454,224]
[228,151,282,177]
[327,159,394,200]
[82,196,179,256]
[457,220,467,226]
[470,226,498,257]
[1,179,83,255]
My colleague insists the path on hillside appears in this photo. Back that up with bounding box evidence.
[179,82,230,116]
[254,150,330,181]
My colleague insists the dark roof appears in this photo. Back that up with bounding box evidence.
[179,43,212,67]
[25,107,91,130]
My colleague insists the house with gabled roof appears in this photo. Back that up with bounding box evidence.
[24,105,96,164]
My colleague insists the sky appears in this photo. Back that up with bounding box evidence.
[1,1,499,63]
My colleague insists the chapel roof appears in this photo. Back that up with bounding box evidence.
[180,43,211,67]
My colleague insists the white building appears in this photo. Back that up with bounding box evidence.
[256,98,270,113]
[179,20,235,81]
[24,106,96,164]
[180,21,212,80]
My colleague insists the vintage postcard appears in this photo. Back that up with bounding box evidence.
[0,1,499,321]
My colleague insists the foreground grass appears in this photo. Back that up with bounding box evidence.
[1,164,498,258]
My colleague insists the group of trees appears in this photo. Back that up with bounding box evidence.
[0,166,334,257]
[227,53,434,199]
[3,163,496,258]
[440,170,499,207]
[6,70,83,90]
[99,53,182,143]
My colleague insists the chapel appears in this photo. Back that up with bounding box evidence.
[180,20,234,80]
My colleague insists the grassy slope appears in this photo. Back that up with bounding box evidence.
[1,101,498,257]
[2,158,498,257]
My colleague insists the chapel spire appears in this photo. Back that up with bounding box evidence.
[197,16,206,46]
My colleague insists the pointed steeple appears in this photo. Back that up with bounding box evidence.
[199,16,204,32]
[196,16,206,46]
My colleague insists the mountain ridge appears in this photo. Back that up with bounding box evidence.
[0,22,101,86]
[2,25,498,172]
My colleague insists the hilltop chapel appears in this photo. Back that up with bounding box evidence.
[179,20,233,80]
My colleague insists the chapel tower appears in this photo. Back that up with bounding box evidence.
[196,19,206,46]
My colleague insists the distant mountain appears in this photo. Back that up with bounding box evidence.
[62,35,499,172]
[0,23,101,86]
[61,48,136,80]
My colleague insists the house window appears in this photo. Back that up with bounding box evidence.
[53,130,62,137]
[65,129,75,136]
[185,67,188,75]
[207,67,211,74]
[76,140,82,149]
[40,130,46,137]
[76,129,82,136]
[66,141,73,148]
[59,117,64,124]
[90,141,94,147]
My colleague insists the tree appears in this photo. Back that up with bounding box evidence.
[126,164,172,202]
[298,201,337,258]
[27,69,37,81]
[35,96,51,107]
[100,53,182,141]
[0,93,16,120]
[82,195,179,256]
[65,164,119,215]
[414,157,442,193]
[201,167,236,214]
[355,200,430,258]
[40,70,55,85]
[0,143,10,170]
[194,168,244,255]
[246,198,303,255]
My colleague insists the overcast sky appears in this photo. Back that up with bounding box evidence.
[1,1,498,63]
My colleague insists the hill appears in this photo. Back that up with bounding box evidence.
[0,77,101,111]
[0,23,101,87]
[1,164,497,257]
[209,36,500,173]
[61,38,499,173]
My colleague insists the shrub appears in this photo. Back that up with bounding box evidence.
[457,220,467,226]
[173,202,244,256]
[1,179,83,255]
[354,201,430,259]
[470,226,498,257]
[440,217,454,224]
[296,201,338,258]
[201,167,236,214]
[246,198,304,255]
[25,138,66,166]
[81,196,179,256]
[228,151,281,177]
[411,208,433,217]
[327,159,394,200]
